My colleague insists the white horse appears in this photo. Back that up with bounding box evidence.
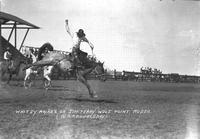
[24,52,54,90]
[24,42,105,98]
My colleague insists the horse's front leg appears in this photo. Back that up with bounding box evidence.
[76,71,97,98]
[43,74,52,90]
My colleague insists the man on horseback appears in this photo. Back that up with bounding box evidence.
[4,47,13,69]
[65,20,94,68]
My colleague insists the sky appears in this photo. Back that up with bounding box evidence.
[2,0,200,75]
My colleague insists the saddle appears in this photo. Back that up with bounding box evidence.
[69,50,88,66]
[77,50,88,60]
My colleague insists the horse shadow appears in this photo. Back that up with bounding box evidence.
[59,97,118,104]
[5,82,23,87]
[47,87,71,92]
[27,85,73,92]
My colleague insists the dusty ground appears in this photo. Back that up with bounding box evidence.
[0,80,200,139]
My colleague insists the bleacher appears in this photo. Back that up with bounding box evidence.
[2,37,27,62]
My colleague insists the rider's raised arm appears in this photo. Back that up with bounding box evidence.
[65,20,73,38]
[82,37,94,50]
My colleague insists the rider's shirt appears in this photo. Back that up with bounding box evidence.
[65,22,93,53]
[72,33,88,49]
[4,51,11,60]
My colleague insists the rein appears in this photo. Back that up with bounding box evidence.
[53,57,68,66]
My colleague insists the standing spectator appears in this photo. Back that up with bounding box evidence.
[4,47,13,69]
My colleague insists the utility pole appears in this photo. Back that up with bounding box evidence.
[0,0,3,82]
[194,47,200,76]
[0,0,2,61]
[0,19,2,61]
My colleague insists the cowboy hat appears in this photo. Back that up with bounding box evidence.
[77,29,85,38]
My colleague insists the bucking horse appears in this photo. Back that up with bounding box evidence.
[24,43,105,98]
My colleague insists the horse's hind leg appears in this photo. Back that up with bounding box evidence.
[24,73,31,89]
[77,71,97,98]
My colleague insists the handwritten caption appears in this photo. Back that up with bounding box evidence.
[15,108,151,119]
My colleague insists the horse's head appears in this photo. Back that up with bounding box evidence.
[94,62,104,74]
[93,62,107,81]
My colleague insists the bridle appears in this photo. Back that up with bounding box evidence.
[93,64,105,77]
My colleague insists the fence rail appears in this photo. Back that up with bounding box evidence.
[50,71,200,83]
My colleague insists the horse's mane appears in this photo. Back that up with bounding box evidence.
[38,42,54,60]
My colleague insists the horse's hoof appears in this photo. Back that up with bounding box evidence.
[45,87,49,91]
[93,94,98,98]
[90,93,98,98]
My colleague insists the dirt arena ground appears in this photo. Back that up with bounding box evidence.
[0,80,200,139]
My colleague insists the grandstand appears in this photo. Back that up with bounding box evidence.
[102,69,200,83]
[0,11,39,59]
[0,11,40,79]
[21,45,70,59]
[1,36,26,61]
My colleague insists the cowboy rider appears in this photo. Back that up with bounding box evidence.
[65,19,94,67]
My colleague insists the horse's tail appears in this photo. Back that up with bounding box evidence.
[38,42,54,61]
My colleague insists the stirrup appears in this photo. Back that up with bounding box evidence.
[76,65,84,69]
